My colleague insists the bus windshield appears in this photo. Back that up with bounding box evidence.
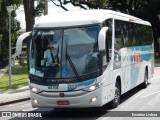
[29,25,100,80]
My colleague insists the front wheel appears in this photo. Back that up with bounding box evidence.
[141,70,148,88]
[110,82,121,108]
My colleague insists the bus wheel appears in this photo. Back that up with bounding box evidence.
[110,82,120,108]
[141,70,148,88]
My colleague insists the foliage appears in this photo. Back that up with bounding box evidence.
[0,34,2,53]
[2,0,160,58]
[0,0,21,59]
[155,58,160,63]
[48,0,108,10]
[35,0,45,16]
[59,0,160,57]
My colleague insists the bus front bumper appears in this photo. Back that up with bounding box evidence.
[30,87,103,108]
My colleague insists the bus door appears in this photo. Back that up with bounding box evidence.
[101,29,113,101]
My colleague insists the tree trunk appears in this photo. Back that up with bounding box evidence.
[23,0,35,32]
[44,0,48,15]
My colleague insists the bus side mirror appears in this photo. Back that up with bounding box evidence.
[98,27,108,51]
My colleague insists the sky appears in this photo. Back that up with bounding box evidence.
[16,1,82,30]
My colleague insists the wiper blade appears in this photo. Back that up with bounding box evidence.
[66,54,81,82]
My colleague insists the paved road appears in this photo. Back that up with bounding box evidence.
[0,70,160,120]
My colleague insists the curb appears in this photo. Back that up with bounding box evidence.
[155,65,160,67]
[0,97,30,106]
[155,63,160,67]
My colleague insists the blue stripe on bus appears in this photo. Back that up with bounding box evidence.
[141,46,152,61]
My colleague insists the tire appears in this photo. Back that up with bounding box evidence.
[141,70,148,88]
[110,82,121,108]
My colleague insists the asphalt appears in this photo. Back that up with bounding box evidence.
[0,63,160,106]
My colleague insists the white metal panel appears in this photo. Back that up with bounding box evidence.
[34,10,151,28]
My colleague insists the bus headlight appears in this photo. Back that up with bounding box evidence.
[31,87,42,93]
[82,82,103,92]
[89,85,96,91]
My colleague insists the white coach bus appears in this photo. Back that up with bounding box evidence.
[28,10,154,108]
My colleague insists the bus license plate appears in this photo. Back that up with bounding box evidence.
[57,100,69,105]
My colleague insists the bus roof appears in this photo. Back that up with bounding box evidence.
[34,10,151,28]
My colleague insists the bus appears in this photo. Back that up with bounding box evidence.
[28,10,154,108]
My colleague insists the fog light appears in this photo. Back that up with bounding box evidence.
[90,97,97,103]
[33,99,38,104]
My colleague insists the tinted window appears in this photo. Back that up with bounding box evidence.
[115,20,153,49]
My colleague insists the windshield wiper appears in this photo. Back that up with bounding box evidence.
[65,45,81,82]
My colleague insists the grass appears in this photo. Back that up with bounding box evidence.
[155,58,160,63]
[0,65,28,92]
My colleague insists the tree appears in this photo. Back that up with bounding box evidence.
[35,0,48,16]
[0,0,21,59]
[23,0,35,32]
[61,0,160,58]
[21,0,160,58]
[23,0,49,31]
[104,0,160,58]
